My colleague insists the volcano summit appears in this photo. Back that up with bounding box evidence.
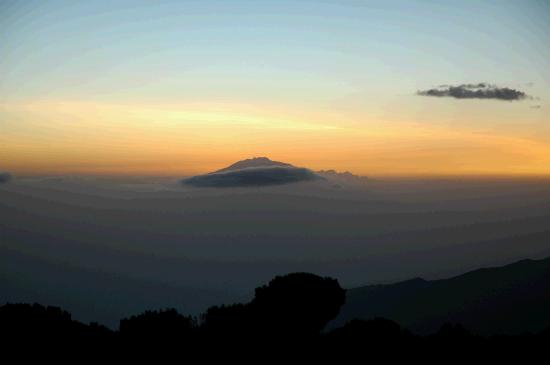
[182,157,322,188]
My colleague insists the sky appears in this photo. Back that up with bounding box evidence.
[1,0,549,176]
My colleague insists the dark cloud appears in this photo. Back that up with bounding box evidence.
[417,83,530,101]
[0,172,13,184]
[182,166,322,188]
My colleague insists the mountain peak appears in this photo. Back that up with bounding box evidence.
[213,157,293,174]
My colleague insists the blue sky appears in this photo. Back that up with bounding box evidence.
[2,0,548,103]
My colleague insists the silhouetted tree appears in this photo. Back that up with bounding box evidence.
[201,272,346,342]
[249,272,346,338]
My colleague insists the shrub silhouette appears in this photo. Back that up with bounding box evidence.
[0,303,112,343]
[329,318,408,341]
[201,303,249,336]
[119,308,196,342]
[435,323,475,340]
[1,303,72,340]
[322,318,418,359]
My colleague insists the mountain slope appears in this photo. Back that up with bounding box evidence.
[335,257,550,335]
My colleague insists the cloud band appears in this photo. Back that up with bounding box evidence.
[417,83,529,101]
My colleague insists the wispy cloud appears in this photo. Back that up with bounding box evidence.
[417,83,530,101]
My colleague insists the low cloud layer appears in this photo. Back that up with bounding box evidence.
[0,172,13,184]
[417,83,529,101]
[182,166,322,188]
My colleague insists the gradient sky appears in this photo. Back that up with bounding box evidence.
[1,0,549,176]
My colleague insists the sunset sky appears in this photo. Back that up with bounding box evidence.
[1,0,549,176]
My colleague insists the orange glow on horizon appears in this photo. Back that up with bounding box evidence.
[2,100,550,177]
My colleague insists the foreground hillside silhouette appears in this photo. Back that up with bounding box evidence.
[336,256,550,334]
[2,269,550,358]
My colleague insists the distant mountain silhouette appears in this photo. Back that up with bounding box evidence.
[335,257,550,335]
[181,157,374,188]
[213,157,293,173]
[0,247,227,327]
[316,169,368,186]
[182,157,321,187]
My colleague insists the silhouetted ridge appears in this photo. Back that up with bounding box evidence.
[337,256,550,335]
[2,266,550,357]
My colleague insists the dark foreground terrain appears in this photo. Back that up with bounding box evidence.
[2,259,550,360]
